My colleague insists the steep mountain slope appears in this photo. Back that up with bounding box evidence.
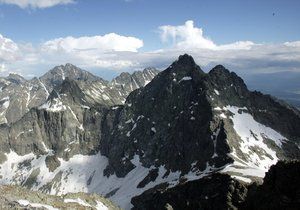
[110,67,159,103]
[0,64,159,124]
[81,67,159,106]
[0,54,299,209]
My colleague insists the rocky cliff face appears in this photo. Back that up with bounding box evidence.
[0,54,299,209]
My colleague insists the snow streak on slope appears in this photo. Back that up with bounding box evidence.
[39,98,66,112]
[221,106,288,180]
[17,200,59,210]
[0,96,9,124]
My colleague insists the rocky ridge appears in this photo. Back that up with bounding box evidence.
[0,64,159,124]
[0,54,299,209]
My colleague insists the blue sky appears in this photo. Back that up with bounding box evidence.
[0,0,300,79]
[1,0,300,46]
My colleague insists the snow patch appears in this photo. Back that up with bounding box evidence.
[96,201,108,210]
[179,76,192,82]
[231,175,252,183]
[64,198,91,207]
[214,89,220,95]
[219,113,227,118]
[102,94,110,100]
[39,98,66,112]
[221,106,288,179]
[18,200,58,210]
[214,107,222,111]
[227,106,286,149]
[151,127,156,133]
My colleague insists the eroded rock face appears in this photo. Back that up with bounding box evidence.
[0,54,299,209]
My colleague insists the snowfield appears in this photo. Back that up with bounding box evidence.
[221,106,288,180]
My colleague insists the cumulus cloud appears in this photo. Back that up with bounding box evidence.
[0,34,21,73]
[159,20,217,50]
[159,20,254,51]
[0,32,145,76]
[0,0,74,9]
[42,33,143,53]
[0,34,20,62]
[1,20,300,78]
[37,33,143,70]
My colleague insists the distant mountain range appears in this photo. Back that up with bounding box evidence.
[0,54,299,209]
[0,64,159,124]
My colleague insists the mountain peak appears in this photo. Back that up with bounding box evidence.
[40,63,100,89]
[169,54,204,75]
[64,63,76,68]
[177,54,196,66]
[143,67,157,72]
[209,64,230,75]
[6,73,26,84]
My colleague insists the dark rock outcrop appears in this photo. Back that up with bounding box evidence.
[243,160,300,210]
[131,173,248,210]
[132,161,300,210]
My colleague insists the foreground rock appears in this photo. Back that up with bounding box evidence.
[131,173,248,210]
[0,184,120,210]
[243,160,300,210]
[131,161,300,210]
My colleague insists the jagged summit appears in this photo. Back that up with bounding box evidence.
[6,73,26,84]
[40,63,101,90]
[209,64,228,74]
[176,54,196,66]
[168,54,204,75]
[143,67,157,72]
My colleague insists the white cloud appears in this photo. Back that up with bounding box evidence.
[284,41,300,48]
[159,20,254,51]
[37,33,143,70]
[159,20,217,50]
[1,20,300,78]
[0,34,20,62]
[0,33,144,76]
[42,33,143,53]
[0,34,21,73]
[0,0,74,9]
